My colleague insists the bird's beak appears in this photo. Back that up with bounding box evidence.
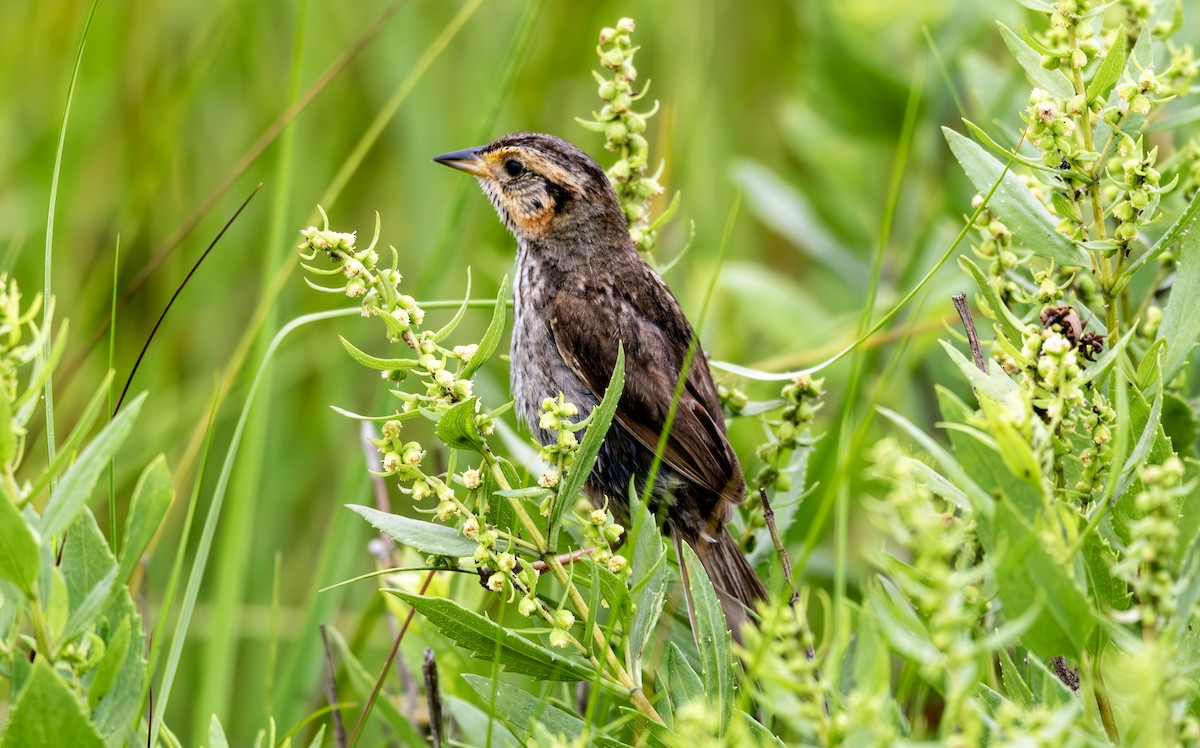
[433,146,487,177]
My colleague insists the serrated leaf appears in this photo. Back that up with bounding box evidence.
[998,22,1074,98]
[1087,26,1127,101]
[61,511,146,740]
[338,336,419,371]
[1159,210,1200,382]
[0,490,39,595]
[0,659,104,748]
[61,566,116,646]
[462,674,589,740]
[627,493,668,661]
[347,504,478,557]
[463,274,510,378]
[436,397,484,452]
[552,346,624,545]
[680,543,732,734]
[88,617,130,709]
[386,589,596,681]
[1082,532,1131,612]
[41,393,146,540]
[118,454,173,585]
[664,642,703,718]
[944,128,1089,268]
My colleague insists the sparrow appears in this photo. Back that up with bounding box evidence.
[434,132,766,635]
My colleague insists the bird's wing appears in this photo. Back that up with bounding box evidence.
[549,287,743,515]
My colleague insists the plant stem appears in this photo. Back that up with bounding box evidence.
[1094,665,1121,745]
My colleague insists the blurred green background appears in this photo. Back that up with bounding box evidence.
[1,0,1102,743]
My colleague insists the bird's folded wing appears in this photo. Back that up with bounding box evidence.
[549,290,742,511]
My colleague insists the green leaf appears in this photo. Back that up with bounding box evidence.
[997,647,1035,708]
[446,695,522,748]
[463,274,510,378]
[61,566,116,647]
[664,642,703,718]
[878,405,995,521]
[998,22,1074,98]
[866,576,940,664]
[579,556,631,619]
[47,565,69,644]
[118,454,173,585]
[208,714,230,748]
[936,386,1041,527]
[1159,211,1200,383]
[627,493,668,661]
[1082,532,1131,613]
[1087,26,1127,102]
[338,336,420,371]
[462,674,589,740]
[347,504,477,557]
[436,397,484,452]
[680,543,732,734]
[735,710,787,747]
[385,589,596,681]
[992,501,1092,658]
[88,617,130,709]
[552,345,624,544]
[944,128,1089,268]
[1162,392,1197,459]
[41,392,146,540]
[0,490,39,595]
[0,659,105,748]
[61,511,146,740]
[0,388,14,468]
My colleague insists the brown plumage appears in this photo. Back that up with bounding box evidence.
[434,132,767,636]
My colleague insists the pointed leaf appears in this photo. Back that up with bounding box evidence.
[118,454,173,584]
[945,128,1089,267]
[87,617,130,709]
[338,336,419,371]
[1087,28,1127,102]
[436,397,484,452]
[680,543,733,734]
[462,674,590,740]
[41,393,146,540]
[664,642,703,717]
[1159,213,1200,383]
[0,659,104,748]
[0,490,39,595]
[347,504,477,557]
[385,589,596,681]
[463,274,510,378]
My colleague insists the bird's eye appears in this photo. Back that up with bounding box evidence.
[504,159,525,177]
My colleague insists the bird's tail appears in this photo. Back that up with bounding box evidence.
[677,528,768,643]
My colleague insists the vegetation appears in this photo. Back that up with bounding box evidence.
[1,0,1199,745]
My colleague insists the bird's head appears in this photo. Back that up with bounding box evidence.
[434,133,626,245]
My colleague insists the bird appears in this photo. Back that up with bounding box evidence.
[433,132,767,637]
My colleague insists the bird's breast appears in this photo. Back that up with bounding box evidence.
[511,254,598,441]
